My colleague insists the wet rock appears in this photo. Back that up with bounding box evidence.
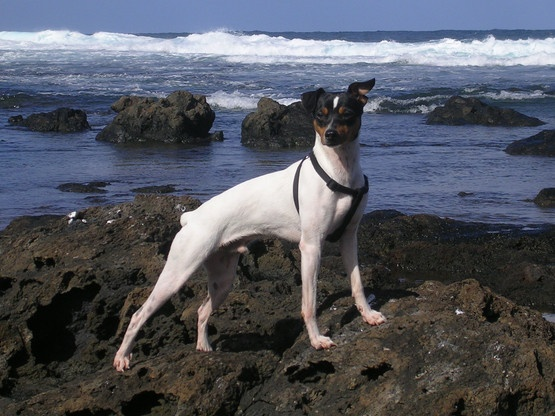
[505,129,555,156]
[96,91,223,144]
[8,107,91,133]
[357,212,555,313]
[534,188,555,208]
[426,96,545,126]
[241,98,314,148]
[57,181,110,194]
[0,197,554,415]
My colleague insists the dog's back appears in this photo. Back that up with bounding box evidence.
[180,162,303,243]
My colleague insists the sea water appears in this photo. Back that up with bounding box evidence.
[0,29,554,229]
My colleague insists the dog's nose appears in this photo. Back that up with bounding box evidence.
[325,129,338,140]
[324,129,340,146]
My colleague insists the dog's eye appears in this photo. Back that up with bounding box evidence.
[315,111,328,122]
[337,108,359,123]
[339,108,355,118]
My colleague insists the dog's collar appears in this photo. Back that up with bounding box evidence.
[293,151,369,242]
[307,151,369,198]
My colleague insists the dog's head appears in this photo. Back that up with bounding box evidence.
[301,79,375,147]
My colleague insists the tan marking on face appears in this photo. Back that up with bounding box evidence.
[345,118,362,142]
[334,118,362,144]
[314,120,327,142]
[335,125,351,144]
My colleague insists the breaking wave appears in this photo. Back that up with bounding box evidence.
[206,89,554,113]
[1,30,555,66]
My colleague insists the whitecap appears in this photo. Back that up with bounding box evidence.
[1,30,554,67]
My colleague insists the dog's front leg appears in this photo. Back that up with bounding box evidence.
[299,236,336,349]
[340,229,386,326]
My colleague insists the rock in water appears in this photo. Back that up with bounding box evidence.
[8,108,90,133]
[426,96,545,126]
[241,98,314,148]
[96,91,222,144]
[505,130,555,156]
[534,188,555,207]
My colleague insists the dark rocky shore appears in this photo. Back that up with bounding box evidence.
[1,195,554,415]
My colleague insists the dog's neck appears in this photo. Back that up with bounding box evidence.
[312,135,364,189]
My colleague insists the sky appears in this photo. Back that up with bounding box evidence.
[1,0,554,34]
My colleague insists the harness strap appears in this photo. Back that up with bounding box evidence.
[293,155,309,213]
[293,151,369,243]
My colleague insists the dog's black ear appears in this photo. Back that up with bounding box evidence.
[347,79,375,105]
[301,88,325,115]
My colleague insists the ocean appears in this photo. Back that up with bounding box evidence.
[0,29,554,230]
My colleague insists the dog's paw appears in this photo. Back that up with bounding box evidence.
[363,310,386,326]
[196,340,213,352]
[113,353,132,372]
[311,335,337,350]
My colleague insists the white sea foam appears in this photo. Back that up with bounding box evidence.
[207,90,298,110]
[207,90,260,110]
[367,95,444,114]
[193,89,550,113]
[1,30,555,67]
[206,92,443,113]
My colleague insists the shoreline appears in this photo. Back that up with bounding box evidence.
[2,194,554,315]
[3,203,554,235]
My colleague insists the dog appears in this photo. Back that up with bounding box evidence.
[113,79,386,372]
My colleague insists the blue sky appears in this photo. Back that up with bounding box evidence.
[1,0,554,33]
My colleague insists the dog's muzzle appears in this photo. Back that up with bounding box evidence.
[324,129,340,146]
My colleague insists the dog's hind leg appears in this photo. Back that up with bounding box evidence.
[113,227,210,371]
[196,250,240,352]
[340,229,386,326]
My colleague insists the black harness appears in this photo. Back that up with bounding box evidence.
[293,151,369,243]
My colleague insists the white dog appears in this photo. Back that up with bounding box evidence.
[113,79,386,372]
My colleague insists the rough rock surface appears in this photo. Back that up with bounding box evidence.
[426,96,545,126]
[0,197,554,415]
[96,91,223,144]
[534,188,555,208]
[505,129,555,156]
[8,108,90,133]
[241,98,314,148]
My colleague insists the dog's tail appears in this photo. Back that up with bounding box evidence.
[179,211,199,227]
[179,211,191,227]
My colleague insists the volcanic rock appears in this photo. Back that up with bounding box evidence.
[241,98,314,148]
[0,196,554,415]
[426,96,545,126]
[534,188,555,208]
[505,129,555,156]
[8,107,91,133]
[96,91,223,144]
